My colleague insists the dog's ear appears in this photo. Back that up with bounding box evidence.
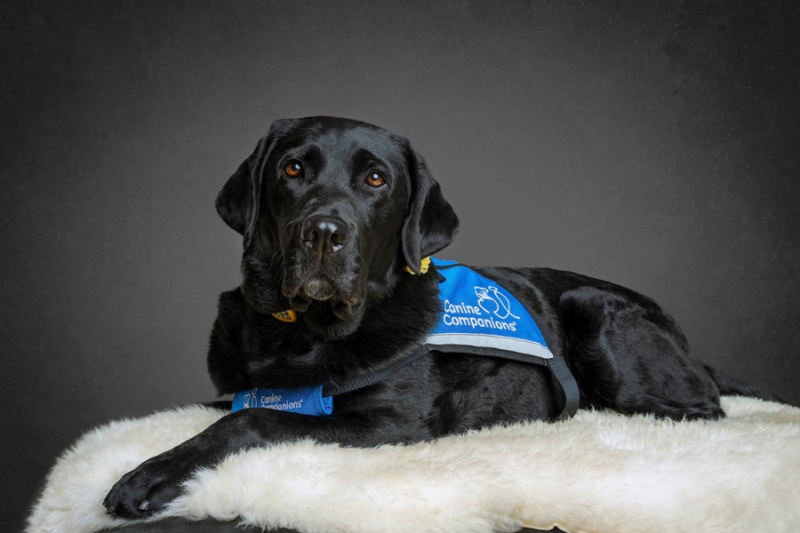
[401,149,459,274]
[216,120,294,247]
[215,156,254,236]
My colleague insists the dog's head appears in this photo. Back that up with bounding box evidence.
[216,117,459,339]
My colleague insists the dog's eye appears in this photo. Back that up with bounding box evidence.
[285,161,303,178]
[365,171,386,188]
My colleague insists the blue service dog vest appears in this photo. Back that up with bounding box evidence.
[424,258,579,418]
[231,258,580,418]
[425,258,553,359]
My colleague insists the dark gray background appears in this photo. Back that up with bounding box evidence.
[3,1,799,531]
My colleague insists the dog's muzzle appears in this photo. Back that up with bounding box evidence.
[282,214,361,313]
[301,215,349,259]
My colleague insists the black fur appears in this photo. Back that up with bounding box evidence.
[104,116,773,519]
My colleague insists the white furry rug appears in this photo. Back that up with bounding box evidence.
[27,396,800,533]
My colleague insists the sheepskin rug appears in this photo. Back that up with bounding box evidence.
[27,396,800,533]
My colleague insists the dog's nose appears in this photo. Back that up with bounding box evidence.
[301,215,349,257]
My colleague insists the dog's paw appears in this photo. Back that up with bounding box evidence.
[103,453,192,519]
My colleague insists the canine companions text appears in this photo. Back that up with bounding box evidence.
[104,116,773,519]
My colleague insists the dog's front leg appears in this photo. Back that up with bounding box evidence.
[103,408,367,520]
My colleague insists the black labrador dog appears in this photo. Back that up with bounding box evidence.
[105,116,770,519]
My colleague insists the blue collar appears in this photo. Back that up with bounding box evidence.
[232,386,333,416]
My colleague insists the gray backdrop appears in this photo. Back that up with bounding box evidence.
[3,1,799,531]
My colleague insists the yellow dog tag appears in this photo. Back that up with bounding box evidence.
[272,310,297,323]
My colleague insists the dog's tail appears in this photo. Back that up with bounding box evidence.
[706,365,785,403]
